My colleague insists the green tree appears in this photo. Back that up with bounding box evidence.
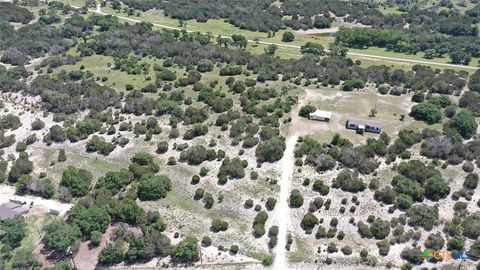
[57,149,67,162]
[12,249,38,270]
[424,49,436,59]
[196,59,213,73]
[211,219,229,232]
[98,241,125,264]
[147,230,171,257]
[69,205,111,236]
[42,220,81,253]
[312,179,330,195]
[447,235,465,251]
[469,239,480,260]
[410,102,442,124]
[342,78,365,91]
[449,51,471,65]
[231,34,247,49]
[8,153,33,183]
[300,42,325,55]
[300,213,318,231]
[60,166,92,197]
[90,231,102,246]
[137,173,172,201]
[448,110,478,139]
[401,247,423,265]
[0,216,26,249]
[298,105,316,118]
[264,44,278,55]
[289,189,304,207]
[424,176,450,201]
[464,173,479,190]
[407,204,439,230]
[281,31,295,42]
[370,219,390,239]
[125,236,155,262]
[255,137,286,163]
[395,194,413,210]
[424,232,445,250]
[329,44,348,57]
[171,236,200,263]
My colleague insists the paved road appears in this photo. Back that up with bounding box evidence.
[82,4,479,70]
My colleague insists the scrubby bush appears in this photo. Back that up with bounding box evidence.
[410,102,442,124]
[401,247,423,265]
[211,219,229,232]
[60,166,92,197]
[98,241,125,265]
[464,173,479,190]
[156,141,168,154]
[266,197,276,211]
[407,204,439,230]
[201,236,212,247]
[424,232,445,250]
[253,211,268,237]
[289,189,304,207]
[255,137,286,163]
[298,105,316,118]
[424,176,450,201]
[334,169,366,193]
[312,179,330,195]
[341,245,353,255]
[31,119,45,130]
[171,236,200,263]
[300,213,318,232]
[137,174,171,201]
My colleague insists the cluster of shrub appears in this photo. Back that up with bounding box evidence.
[120,0,283,32]
[36,152,200,266]
[0,3,93,65]
[295,133,389,176]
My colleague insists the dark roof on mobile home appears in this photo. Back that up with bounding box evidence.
[0,202,29,220]
[347,118,382,128]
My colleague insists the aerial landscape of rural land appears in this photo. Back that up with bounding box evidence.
[1,0,480,269]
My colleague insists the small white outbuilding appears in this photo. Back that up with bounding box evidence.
[309,110,332,122]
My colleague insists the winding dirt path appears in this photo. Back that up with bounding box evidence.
[273,135,298,270]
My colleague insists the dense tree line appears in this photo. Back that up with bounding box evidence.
[28,72,121,114]
[0,2,34,24]
[120,0,283,32]
[1,6,92,65]
[335,26,480,62]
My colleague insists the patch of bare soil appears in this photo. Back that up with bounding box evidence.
[73,226,114,270]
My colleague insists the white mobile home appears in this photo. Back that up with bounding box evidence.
[309,110,332,122]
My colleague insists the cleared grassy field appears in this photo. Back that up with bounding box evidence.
[287,86,442,145]
[53,54,157,92]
